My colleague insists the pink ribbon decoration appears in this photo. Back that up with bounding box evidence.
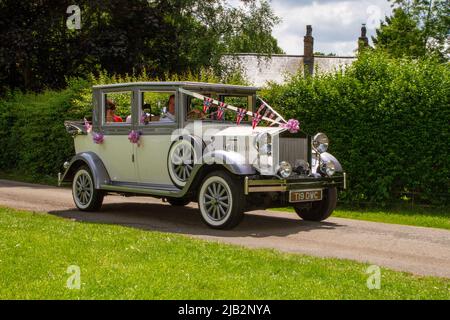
[281,119,300,133]
[92,132,104,144]
[236,108,247,125]
[128,130,142,145]
[84,118,92,133]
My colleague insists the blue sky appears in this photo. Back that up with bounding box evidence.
[255,0,394,55]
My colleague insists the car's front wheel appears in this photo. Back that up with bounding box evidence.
[293,187,337,221]
[72,166,104,211]
[198,171,245,229]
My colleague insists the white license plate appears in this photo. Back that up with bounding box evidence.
[289,189,323,203]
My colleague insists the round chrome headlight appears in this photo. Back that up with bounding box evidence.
[279,161,292,178]
[320,160,336,176]
[313,133,329,153]
[63,161,70,170]
[254,132,272,156]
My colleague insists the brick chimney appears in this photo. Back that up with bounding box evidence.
[358,24,369,51]
[304,25,314,76]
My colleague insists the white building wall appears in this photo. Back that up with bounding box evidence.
[222,54,356,87]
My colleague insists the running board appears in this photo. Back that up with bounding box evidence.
[100,183,182,197]
[99,165,202,198]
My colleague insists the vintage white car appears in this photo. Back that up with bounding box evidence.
[60,82,346,229]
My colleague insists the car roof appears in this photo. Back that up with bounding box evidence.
[92,81,260,92]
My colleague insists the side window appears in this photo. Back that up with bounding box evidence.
[103,91,132,125]
[139,91,176,125]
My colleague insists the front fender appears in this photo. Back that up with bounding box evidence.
[320,152,343,172]
[60,152,111,189]
[202,150,256,175]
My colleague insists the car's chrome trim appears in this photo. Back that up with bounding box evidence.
[100,184,180,196]
[248,185,288,192]
[244,176,249,195]
[244,175,345,194]
[58,172,62,186]
[343,172,347,189]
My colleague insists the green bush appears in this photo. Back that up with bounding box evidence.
[0,80,89,179]
[262,51,450,205]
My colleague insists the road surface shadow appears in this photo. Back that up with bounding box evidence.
[49,202,343,238]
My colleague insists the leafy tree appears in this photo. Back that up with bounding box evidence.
[220,0,284,54]
[373,0,450,59]
[373,8,427,58]
[0,0,282,92]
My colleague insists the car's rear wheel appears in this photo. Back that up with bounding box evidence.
[72,166,104,211]
[293,187,337,221]
[198,171,244,229]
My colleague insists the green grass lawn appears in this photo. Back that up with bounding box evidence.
[274,205,450,230]
[0,207,449,300]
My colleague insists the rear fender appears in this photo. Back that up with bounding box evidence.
[60,152,110,189]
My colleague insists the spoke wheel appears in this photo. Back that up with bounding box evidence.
[168,140,196,188]
[203,181,231,222]
[72,166,104,211]
[198,171,245,229]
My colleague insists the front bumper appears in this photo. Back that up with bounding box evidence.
[244,172,347,194]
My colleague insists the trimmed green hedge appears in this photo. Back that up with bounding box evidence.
[262,51,450,205]
[0,81,88,180]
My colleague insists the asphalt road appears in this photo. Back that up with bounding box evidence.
[1,179,449,278]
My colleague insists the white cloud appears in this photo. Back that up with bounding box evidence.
[270,0,393,55]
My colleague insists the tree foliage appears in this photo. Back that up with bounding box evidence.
[373,8,427,58]
[0,0,282,92]
[373,0,450,59]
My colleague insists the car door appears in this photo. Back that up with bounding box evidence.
[134,89,178,186]
[95,89,139,183]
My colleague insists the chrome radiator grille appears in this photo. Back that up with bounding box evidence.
[279,137,308,166]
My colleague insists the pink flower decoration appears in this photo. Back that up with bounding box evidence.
[128,130,142,145]
[92,132,104,144]
[84,118,92,133]
[282,119,300,133]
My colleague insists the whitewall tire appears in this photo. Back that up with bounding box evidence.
[72,166,104,211]
[198,171,244,229]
